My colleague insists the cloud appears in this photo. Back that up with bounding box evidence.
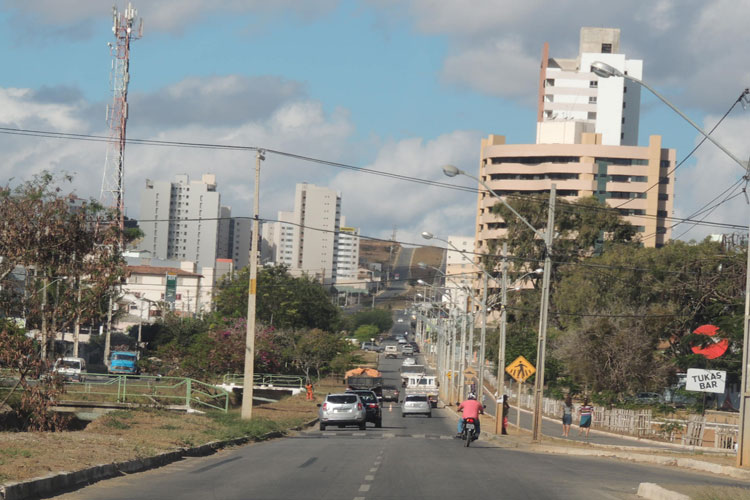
[0,75,485,242]
[130,75,306,127]
[671,113,750,242]
[3,0,340,37]
[370,0,750,112]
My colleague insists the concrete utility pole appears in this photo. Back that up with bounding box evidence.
[241,149,264,420]
[495,242,508,435]
[478,271,488,401]
[532,184,556,442]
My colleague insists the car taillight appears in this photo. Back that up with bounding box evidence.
[368,403,377,408]
[322,403,327,411]
[357,403,363,410]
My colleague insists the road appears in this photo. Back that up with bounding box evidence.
[55,345,750,499]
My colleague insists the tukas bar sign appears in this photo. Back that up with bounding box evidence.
[686,368,726,394]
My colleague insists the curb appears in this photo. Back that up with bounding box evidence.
[0,417,319,500]
[637,482,691,500]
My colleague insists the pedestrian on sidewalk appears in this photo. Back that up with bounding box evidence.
[578,397,593,437]
[561,394,573,437]
[501,395,510,435]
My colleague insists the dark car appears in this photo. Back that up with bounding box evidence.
[381,385,400,402]
[408,341,420,353]
[346,389,382,427]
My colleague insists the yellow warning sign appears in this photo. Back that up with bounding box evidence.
[505,356,535,383]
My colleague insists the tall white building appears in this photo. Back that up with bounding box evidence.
[444,236,474,313]
[137,174,222,270]
[262,183,357,285]
[537,27,642,146]
[335,217,360,283]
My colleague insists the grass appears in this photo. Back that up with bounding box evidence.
[692,486,750,499]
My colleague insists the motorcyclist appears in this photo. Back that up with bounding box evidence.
[456,392,484,439]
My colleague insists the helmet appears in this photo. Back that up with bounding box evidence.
[467,393,476,400]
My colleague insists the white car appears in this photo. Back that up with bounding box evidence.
[397,318,404,323]
[402,357,416,366]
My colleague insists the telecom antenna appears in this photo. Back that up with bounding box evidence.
[101,2,143,240]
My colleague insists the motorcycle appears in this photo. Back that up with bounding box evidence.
[461,417,478,447]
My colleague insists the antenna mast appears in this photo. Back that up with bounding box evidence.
[101,2,143,239]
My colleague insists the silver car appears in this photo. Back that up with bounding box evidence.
[318,393,367,431]
[401,394,432,418]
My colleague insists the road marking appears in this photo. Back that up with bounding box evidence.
[440,435,453,440]
[370,467,378,472]
[354,497,366,500]
[374,461,381,467]
[412,434,426,438]
[298,457,318,468]
[353,432,366,437]
[359,484,371,492]
[365,475,375,481]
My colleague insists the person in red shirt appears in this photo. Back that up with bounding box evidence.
[456,393,484,439]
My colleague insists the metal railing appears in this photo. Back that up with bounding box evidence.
[61,374,229,412]
[222,373,304,389]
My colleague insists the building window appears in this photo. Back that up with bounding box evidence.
[623,101,626,108]
[589,80,598,88]
[659,177,670,185]
[658,193,669,201]
[622,117,625,124]
[589,96,597,104]
[660,160,671,168]
[601,43,612,53]
[621,132,624,139]
[657,210,668,218]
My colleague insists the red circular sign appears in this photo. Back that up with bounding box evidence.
[691,324,729,359]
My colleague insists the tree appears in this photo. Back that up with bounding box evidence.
[354,324,379,343]
[213,265,341,331]
[288,329,346,382]
[0,173,125,359]
[347,308,393,333]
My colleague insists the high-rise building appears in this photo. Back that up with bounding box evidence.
[537,27,642,146]
[262,183,357,285]
[473,28,675,306]
[137,173,222,269]
[445,236,474,313]
[335,217,360,283]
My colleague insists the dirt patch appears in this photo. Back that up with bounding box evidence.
[0,390,320,485]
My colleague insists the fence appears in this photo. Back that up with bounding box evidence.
[61,375,229,412]
[222,373,305,389]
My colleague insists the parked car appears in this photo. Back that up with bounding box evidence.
[318,393,366,431]
[401,394,432,418]
[361,342,377,351]
[628,392,664,405]
[346,389,382,427]
[382,385,400,402]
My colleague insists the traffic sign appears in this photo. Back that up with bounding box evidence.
[506,356,535,383]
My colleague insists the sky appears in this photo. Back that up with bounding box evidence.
[1,0,749,247]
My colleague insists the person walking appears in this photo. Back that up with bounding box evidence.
[578,397,593,437]
[561,394,573,437]
[501,395,510,435]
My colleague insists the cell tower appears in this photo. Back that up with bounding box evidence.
[101,2,143,238]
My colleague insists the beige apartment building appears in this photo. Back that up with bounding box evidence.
[475,132,675,257]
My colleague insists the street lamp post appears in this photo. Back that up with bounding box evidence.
[241,149,264,420]
[592,60,750,466]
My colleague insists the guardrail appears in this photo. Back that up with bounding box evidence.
[222,373,304,389]
[60,375,229,413]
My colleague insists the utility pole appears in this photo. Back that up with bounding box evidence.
[532,184,556,442]
[478,271,488,402]
[495,242,508,435]
[241,150,264,420]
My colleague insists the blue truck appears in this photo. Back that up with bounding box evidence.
[108,351,139,375]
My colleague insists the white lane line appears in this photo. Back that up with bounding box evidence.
[352,432,366,437]
[354,497,366,500]
[359,484,371,492]
[370,467,378,472]
[440,435,453,440]
[374,461,381,466]
[412,434,426,438]
[383,433,395,438]
[365,475,375,481]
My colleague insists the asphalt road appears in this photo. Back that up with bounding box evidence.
[55,350,750,500]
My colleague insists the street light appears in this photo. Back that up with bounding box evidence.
[442,165,556,442]
[592,61,750,466]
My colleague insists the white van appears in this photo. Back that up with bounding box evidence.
[384,345,399,359]
[52,357,87,382]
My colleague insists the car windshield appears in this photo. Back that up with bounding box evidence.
[58,360,80,369]
[328,395,357,404]
[112,353,136,361]
[353,392,376,403]
[406,395,427,402]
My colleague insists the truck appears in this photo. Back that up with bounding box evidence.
[399,364,426,386]
[52,357,87,382]
[344,367,384,398]
[108,351,139,375]
[404,374,439,407]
